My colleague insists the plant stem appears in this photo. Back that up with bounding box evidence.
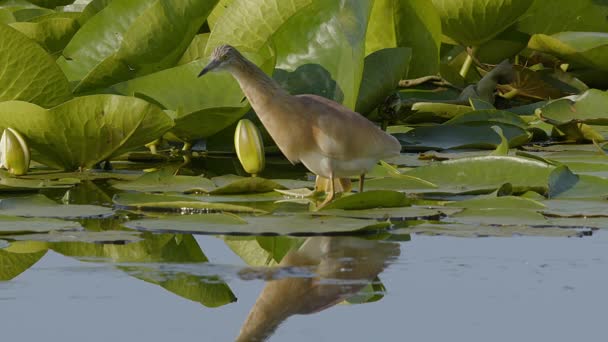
[459,46,478,79]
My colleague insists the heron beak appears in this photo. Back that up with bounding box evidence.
[198,59,220,77]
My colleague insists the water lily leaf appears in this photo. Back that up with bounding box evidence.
[0,24,72,107]
[126,214,391,236]
[0,95,173,170]
[446,195,546,210]
[402,156,555,194]
[528,32,608,72]
[178,33,209,65]
[207,0,373,109]
[21,170,138,182]
[537,89,608,126]
[431,0,532,46]
[517,0,608,34]
[396,222,583,238]
[6,230,142,244]
[547,165,579,198]
[0,194,114,218]
[358,176,438,193]
[543,198,608,217]
[550,174,608,199]
[446,207,549,226]
[355,47,411,115]
[366,0,441,77]
[410,102,473,121]
[315,206,456,220]
[27,1,76,8]
[51,233,236,307]
[111,168,216,193]
[209,175,309,195]
[445,109,528,129]
[476,26,529,64]
[113,193,267,214]
[490,126,509,156]
[0,245,47,280]
[320,190,411,211]
[0,1,53,22]
[0,215,82,234]
[58,0,219,92]
[9,16,79,55]
[0,171,79,191]
[395,123,531,150]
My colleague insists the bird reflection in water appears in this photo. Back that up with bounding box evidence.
[235,236,400,341]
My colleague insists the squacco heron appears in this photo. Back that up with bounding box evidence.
[199,45,401,206]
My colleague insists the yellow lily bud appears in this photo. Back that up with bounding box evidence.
[0,127,30,176]
[234,119,265,176]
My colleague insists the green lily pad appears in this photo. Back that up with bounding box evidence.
[529,32,608,72]
[395,123,531,150]
[206,0,373,109]
[445,196,546,210]
[517,0,608,35]
[543,198,608,217]
[0,24,72,107]
[126,213,391,236]
[178,33,209,65]
[358,176,438,193]
[9,16,79,55]
[355,47,411,115]
[0,215,82,234]
[58,0,218,92]
[210,175,308,195]
[27,0,75,8]
[410,102,473,121]
[431,0,532,46]
[395,222,583,238]
[111,168,216,193]
[445,109,528,129]
[550,174,608,199]
[315,206,457,220]
[113,193,267,214]
[7,230,142,244]
[0,95,173,170]
[320,190,411,211]
[402,156,555,194]
[0,171,79,191]
[537,89,608,125]
[445,207,550,226]
[366,0,441,77]
[0,195,114,218]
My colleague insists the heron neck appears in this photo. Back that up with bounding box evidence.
[230,59,289,115]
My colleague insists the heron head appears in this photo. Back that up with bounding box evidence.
[198,44,240,77]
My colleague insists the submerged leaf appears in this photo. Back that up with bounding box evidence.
[0,195,114,218]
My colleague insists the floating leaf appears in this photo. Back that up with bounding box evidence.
[445,195,545,210]
[111,168,215,193]
[113,193,267,214]
[537,89,608,125]
[0,24,72,107]
[0,194,114,218]
[126,214,391,236]
[395,222,584,238]
[0,95,173,170]
[315,206,457,220]
[517,0,608,34]
[9,16,79,55]
[0,215,82,234]
[320,190,411,211]
[6,230,142,244]
[0,245,47,280]
[543,198,608,217]
[402,156,554,194]
[395,123,530,150]
[178,33,209,65]
[490,126,509,156]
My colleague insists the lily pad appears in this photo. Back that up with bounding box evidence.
[0,95,173,170]
[0,215,82,234]
[366,0,441,77]
[209,175,309,195]
[395,222,584,238]
[6,231,142,244]
[0,170,79,191]
[9,16,79,55]
[431,0,532,46]
[0,24,72,107]
[113,193,267,214]
[529,32,608,72]
[320,190,411,211]
[537,89,608,125]
[402,156,555,194]
[315,206,457,221]
[0,195,114,218]
[355,47,411,115]
[58,0,219,92]
[0,245,47,280]
[126,213,391,236]
[111,168,216,193]
[206,0,373,109]
[358,176,438,193]
[395,123,531,150]
[445,196,546,210]
[517,0,608,34]
[543,198,608,217]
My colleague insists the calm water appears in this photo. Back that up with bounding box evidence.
[2,230,607,342]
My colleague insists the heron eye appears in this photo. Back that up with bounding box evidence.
[220,55,228,61]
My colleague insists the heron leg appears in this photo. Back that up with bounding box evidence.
[318,174,335,209]
[358,174,365,193]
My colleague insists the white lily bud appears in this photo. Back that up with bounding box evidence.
[0,128,30,176]
[234,119,265,176]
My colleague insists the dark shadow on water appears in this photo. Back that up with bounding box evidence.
[234,236,401,342]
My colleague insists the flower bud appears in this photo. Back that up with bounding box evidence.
[0,128,30,176]
[234,119,265,176]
